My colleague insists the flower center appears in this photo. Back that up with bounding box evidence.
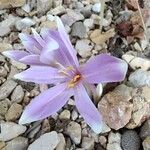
[68,74,82,88]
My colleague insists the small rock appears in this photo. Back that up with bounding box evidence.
[11,59,27,70]
[7,65,20,79]
[15,17,36,31]
[59,109,70,120]
[81,137,95,150]
[66,121,81,145]
[71,22,86,38]
[11,85,24,103]
[142,137,150,150]
[0,66,7,77]
[0,141,5,149]
[101,122,111,134]
[37,0,53,14]
[83,18,94,30]
[98,84,133,130]
[0,80,17,100]
[92,3,101,13]
[71,109,78,121]
[0,99,9,116]
[0,122,26,141]
[0,0,25,9]
[99,136,107,148]
[129,69,150,87]
[121,130,140,150]
[56,133,66,150]
[5,136,28,150]
[75,39,93,58]
[0,15,19,36]
[5,103,22,121]
[140,120,150,140]
[107,132,122,150]
[122,54,150,71]
[50,6,66,15]
[0,43,12,52]
[126,86,150,129]
[28,131,59,150]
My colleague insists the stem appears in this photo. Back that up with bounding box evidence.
[100,0,105,32]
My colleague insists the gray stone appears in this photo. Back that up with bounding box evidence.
[5,136,28,150]
[121,130,140,150]
[0,99,9,116]
[5,103,22,121]
[0,122,26,141]
[66,121,81,145]
[11,85,24,103]
[92,3,101,13]
[56,133,66,150]
[50,6,66,15]
[81,137,94,150]
[129,69,150,87]
[142,137,150,150]
[0,66,7,77]
[28,131,59,150]
[37,0,53,14]
[71,22,86,38]
[140,120,150,140]
[0,80,17,100]
[59,109,70,120]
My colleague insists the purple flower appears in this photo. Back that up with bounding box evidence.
[3,17,128,133]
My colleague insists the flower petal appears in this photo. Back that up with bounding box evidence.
[19,33,41,54]
[80,54,128,84]
[2,50,29,61]
[74,83,103,134]
[55,17,79,67]
[19,83,72,124]
[14,66,66,84]
[19,54,45,66]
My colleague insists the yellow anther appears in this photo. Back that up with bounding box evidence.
[67,74,81,88]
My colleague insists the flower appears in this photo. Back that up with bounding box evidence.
[2,17,128,134]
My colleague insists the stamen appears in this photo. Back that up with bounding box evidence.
[68,74,81,88]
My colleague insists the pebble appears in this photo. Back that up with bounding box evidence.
[129,69,150,87]
[0,15,19,36]
[0,42,12,52]
[71,22,86,38]
[50,6,66,15]
[59,109,71,120]
[81,137,95,150]
[0,122,26,141]
[101,122,111,134]
[66,121,81,145]
[0,66,7,77]
[5,136,28,150]
[11,85,24,103]
[121,130,141,150]
[107,132,122,150]
[37,0,53,14]
[142,137,150,150]
[122,54,150,71]
[5,103,22,121]
[7,65,20,79]
[11,59,27,70]
[83,18,94,30]
[15,17,36,31]
[28,131,59,150]
[98,84,133,130]
[0,0,25,9]
[0,141,5,149]
[126,86,150,129]
[140,120,150,140]
[71,109,78,121]
[0,80,17,100]
[56,133,66,150]
[92,3,101,13]
[0,99,9,116]
[75,39,93,58]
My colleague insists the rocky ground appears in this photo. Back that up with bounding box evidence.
[0,0,150,150]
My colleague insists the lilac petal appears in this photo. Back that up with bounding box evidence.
[80,54,128,84]
[31,28,45,46]
[19,33,42,54]
[14,66,66,84]
[19,54,46,66]
[40,37,59,64]
[19,83,72,124]
[55,17,79,67]
[74,83,103,134]
[2,50,29,61]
